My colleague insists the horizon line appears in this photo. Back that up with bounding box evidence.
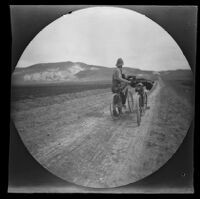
[16,60,191,72]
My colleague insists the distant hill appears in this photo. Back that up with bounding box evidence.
[11,61,193,86]
[11,61,157,85]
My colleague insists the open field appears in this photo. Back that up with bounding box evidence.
[11,76,194,188]
[11,82,111,102]
[163,79,194,105]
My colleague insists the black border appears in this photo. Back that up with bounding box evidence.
[4,3,199,197]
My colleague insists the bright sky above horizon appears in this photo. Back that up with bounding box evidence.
[16,6,190,71]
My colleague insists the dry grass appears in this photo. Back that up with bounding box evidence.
[11,88,110,112]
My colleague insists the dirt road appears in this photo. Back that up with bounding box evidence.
[11,78,193,188]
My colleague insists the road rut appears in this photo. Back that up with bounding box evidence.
[12,81,170,188]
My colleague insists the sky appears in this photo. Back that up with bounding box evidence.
[16,6,190,71]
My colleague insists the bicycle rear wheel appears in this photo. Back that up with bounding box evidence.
[110,94,122,119]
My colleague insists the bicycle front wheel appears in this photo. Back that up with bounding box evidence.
[127,91,134,112]
[135,95,141,126]
[144,92,148,109]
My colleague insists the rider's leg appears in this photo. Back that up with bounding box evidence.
[113,94,118,104]
[120,92,126,106]
[111,87,118,116]
[124,88,128,105]
[121,89,128,111]
[112,87,122,116]
[112,95,119,116]
[120,87,128,105]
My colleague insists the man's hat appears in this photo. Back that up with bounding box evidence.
[116,58,124,67]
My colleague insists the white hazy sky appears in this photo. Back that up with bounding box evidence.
[16,6,190,71]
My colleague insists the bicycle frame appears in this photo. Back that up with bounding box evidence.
[110,81,148,125]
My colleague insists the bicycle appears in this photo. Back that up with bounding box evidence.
[136,88,148,125]
[110,83,142,126]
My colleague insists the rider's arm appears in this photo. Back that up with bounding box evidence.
[116,69,130,84]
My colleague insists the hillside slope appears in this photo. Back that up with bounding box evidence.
[12,61,156,85]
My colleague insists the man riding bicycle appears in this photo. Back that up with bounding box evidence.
[111,58,131,112]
